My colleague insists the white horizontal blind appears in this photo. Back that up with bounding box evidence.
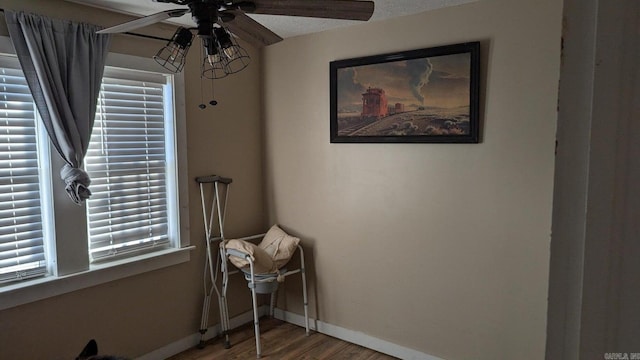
[0,56,46,283]
[85,69,171,260]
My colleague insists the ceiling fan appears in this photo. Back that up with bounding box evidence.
[97,0,374,107]
[98,0,375,48]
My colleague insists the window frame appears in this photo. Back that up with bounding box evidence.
[0,37,192,311]
[86,67,177,261]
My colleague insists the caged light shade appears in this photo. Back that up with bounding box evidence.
[213,26,250,74]
[153,27,194,73]
[201,34,229,80]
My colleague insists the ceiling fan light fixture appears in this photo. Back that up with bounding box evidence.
[223,43,250,74]
[201,36,229,80]
[213,26,251,74]
[153,27,194,73]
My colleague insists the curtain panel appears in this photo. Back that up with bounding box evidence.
[5,10,111,204]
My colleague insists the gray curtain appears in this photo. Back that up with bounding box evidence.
[5,11,111,204]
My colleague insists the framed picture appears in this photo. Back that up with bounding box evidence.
[330,41,480,143]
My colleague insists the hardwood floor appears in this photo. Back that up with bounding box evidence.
[167,317,398,360]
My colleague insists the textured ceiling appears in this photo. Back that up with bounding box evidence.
[67,0,478,38]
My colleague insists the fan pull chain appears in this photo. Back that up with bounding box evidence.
[199,77,207,109]
[199,44,207,109]
[209,78,218,106]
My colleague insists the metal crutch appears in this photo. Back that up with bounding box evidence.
[196,175,233,349]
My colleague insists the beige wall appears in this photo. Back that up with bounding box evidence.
[263,0,561,359]
[0,0,265,358]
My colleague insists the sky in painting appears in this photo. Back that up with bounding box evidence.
[337,53,471,113]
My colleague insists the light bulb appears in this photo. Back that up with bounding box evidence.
[169,44,181,62]
[223,46,238,60]
[208,54,221,66]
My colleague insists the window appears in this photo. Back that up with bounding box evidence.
[86,69,176,261]
[0,39,190,309]
[0,56,47,283]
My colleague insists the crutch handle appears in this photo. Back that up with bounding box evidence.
[195,175,233,184]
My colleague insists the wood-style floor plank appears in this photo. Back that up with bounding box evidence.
[167,318,398,360]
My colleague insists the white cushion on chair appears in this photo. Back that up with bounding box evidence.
[225,239,277,274]
[258,224,300,269]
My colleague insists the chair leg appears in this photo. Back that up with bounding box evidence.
[270,291,277,317]
[219,246,231,348]
[298,245,310,336]
[249,263,262,358]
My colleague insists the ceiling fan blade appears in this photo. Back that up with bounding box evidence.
[221,11,283,47]
[245,0,375,21]
[97,8,189,34]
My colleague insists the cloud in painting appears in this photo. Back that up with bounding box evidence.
[405,58,433,104]
[337,67,366,111]
[337,53,469,111]
[422,69,470,108]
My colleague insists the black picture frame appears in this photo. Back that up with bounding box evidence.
[330,41,480,143]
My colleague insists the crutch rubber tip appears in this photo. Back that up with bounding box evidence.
[197,340,206,349]
[224,340,231,349]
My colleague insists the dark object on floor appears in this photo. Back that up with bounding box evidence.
[76,339,129,360]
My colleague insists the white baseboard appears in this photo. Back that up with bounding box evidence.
[137,306,269,360]
[138,306,444,360]
[273,308,445,360]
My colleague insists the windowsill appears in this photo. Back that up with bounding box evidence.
[0,246,194,311]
